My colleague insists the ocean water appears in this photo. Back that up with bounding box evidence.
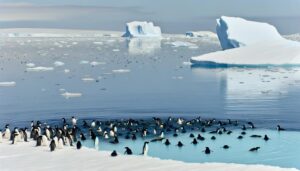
[1,35,300,168]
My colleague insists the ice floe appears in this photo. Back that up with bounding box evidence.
[0,81,16,87]
[61,92,82,98]
[26,66,54,72]
[54,61,65,67]
[26,63,35,67]
[112,69,131,73]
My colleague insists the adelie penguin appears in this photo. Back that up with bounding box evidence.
[36,136,43,146]
[203,147,212,154]
[249,147,260,152]
[76,141,82,150]
[124,147,133,155]
[164,139,171,146]
[264,135,270,141]
[80,133,86,141]
[141,142,149,156]
[277,125,285,131]
[191,138,198,145]
[177,141,184,147]
[197,134,205,141]
[223,145,230,149]
[50,140,56,152]
[111,150,118,157]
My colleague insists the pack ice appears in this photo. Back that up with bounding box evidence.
[191,16,300,66]
[122,21,162,38]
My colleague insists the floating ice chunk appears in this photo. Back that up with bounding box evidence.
[81,77,95,82]
[26,66,54,72]
[112,49,120,52]
[64,69,70,73]
[80,60,89,64]
[90,61,106,66]
[172,76,184,80]
[123,21,162,38]
[112,69,131,73]
[61,92,82,98]
[26,63,35,67]
[170,41,197,48]
[182,61,192,66]
[216,16,283,50]
[54,61,65,67]
[59,88,65,92]
[186,31,218,39]
[93,42,103,45]
[0,81,16,87]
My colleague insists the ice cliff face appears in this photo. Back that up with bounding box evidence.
[122,21,162,38]
[216,16,283,50]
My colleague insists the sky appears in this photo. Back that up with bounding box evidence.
[1,0,300,34]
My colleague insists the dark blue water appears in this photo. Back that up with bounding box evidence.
[0,36,300,130]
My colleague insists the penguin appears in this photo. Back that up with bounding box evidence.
[164,139,171,146]
[76,141,82,149]
[124,147,133,155]
[142,142,149,156]
[3,124,11,139]
[227,130,233,135]
[95,137,99,150]
[109,130,115,137]
[211,136,216,140]
[241,131,246,135]
[197,134,205,141]
[45,127,51,140]
[263,135,270,141]
[131,134,137,140]
[203,147,212,154]
[223,145,230,149]
[91,120,96,128]
[11,128,20,144]
[50,140,56,152]
[111,150,118,157]
[36,136,43,146]
[177,141,184,147]
[191,138,198,145]
[159,131,164,138]
[80,133,86,141]
[62,118,67,125]
[71,116,77,126]
[189,133,195,138]
[173,133,178,137]
[247,122,255,129]
[277,125,285,131]
[237,135,243,139]
[110,136,119,144]
[250,135,262,138]
[22,128,28,142]
[249,147,260,152]
[41,135,49,146]
[57,137,64,149]
[242,125,247,131]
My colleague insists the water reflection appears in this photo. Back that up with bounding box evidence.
[126,38,161,55]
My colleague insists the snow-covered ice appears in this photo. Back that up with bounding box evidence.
[123,21,162,38]
[26,66,54,72]
[216,16,283,50]
[191,16,300,66]
[0,81,16,87]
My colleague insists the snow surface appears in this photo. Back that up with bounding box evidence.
[216,16,283,50]
[123,21,162,38]
[0,140,298,171]
[191,16,300,66]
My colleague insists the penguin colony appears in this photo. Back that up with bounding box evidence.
[0,116,285,157]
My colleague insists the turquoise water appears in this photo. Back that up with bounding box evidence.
[82,129,300,169]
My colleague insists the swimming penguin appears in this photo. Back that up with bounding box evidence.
[249,147,260,152]
[191,138,198,145]
[263,135,270,141]
[142,142,149,156]
[36,136,43,146]
[189,133,195,138]
[50,140,56,152]
[197,134,205,141]
[241,131,246,135]
[177,141,184,147]
[250,135,262,138]
[242,125,247,131]
[237,135,243,139]
[164,139,171,146]
[76,141,82,149]
[203,147,212,154]
[124,147,133,155]
[223,145,230,149]
[111,150,118,157]
[211,136,216,140]
[277,125,285,131]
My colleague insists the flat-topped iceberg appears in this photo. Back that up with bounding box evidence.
[216,16,283,50]
[123,21,162,38]
[191,16,300,66]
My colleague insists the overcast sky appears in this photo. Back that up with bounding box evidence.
[1,0,300,34]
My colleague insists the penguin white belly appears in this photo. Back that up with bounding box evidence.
[41,135,49,146]
[4,129,11,139]
[143,145,148,156]
[57,138,64,149]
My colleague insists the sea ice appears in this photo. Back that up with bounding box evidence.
[0,82,16,87]
[26,63,35,67]
[61,92,82,98]
[123,21,162,38]
[112,69,131,73]
[170,41,198,48]
[54,61,65,67]
[26,66,54,72]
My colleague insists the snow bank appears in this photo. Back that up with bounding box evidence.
[0,81,16,87]
[123,21,162,38]
[0,140,298,171]
[216,16,283,50]
[191,16,300,66]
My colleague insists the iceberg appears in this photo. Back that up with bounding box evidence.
[191,16,300,66]
[216,16,283,50]
[122,21,162,38]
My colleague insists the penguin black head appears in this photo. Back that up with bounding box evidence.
[164,139,171,146]
[177,141,183,147]
[192,138,198,145]
[5,124,9,128]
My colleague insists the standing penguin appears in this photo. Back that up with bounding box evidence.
[36,136,43,146]
[141,141,149,156]
[71,116,77,126]
[124,147,133,155]
[57,137,64,149]
[3,124,11,139]
[41,135,49,146]
[11,128,20,144]
[50,140,56,152]
[76,141,82,150]
[111,150,118,157]
[203,147,212,154]
[22,128,28,142]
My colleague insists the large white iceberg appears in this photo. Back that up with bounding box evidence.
[191,16,300,66]
[216,16,283,50]
[123,21,162,38]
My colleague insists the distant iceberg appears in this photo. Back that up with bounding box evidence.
[123,21,162,38]
[216,16,283,50]
[191,16,300,66]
